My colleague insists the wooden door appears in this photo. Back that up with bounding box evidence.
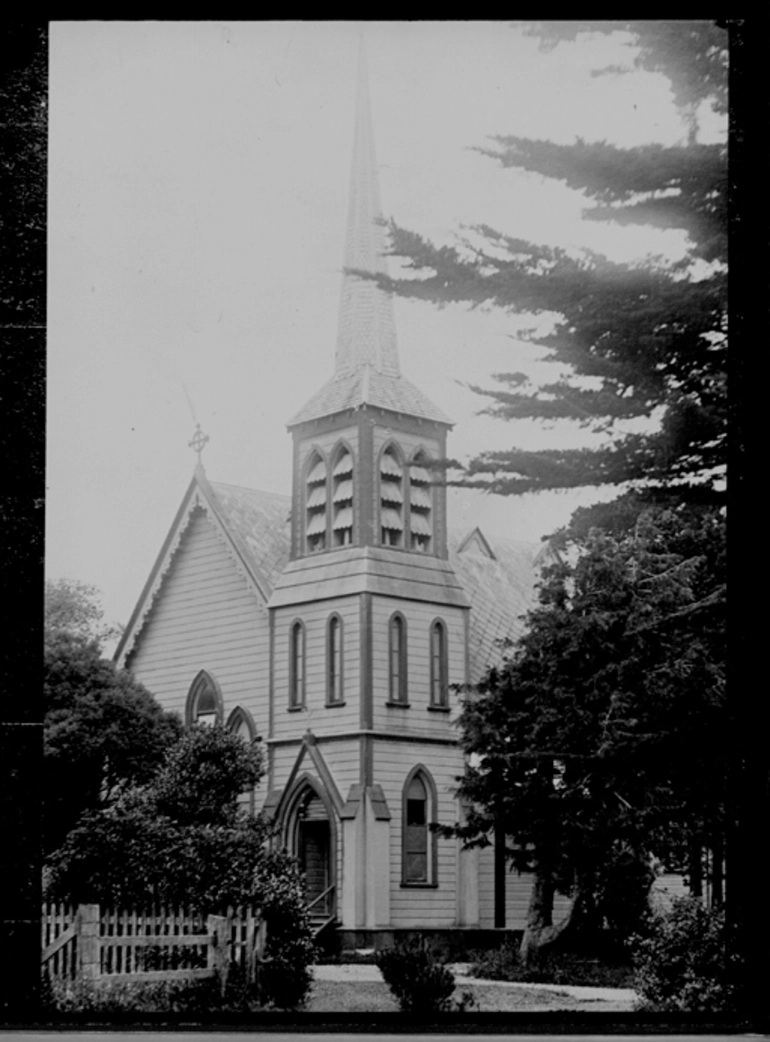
[299,820,330,912]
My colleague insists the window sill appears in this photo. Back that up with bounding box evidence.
[286,705,306,713]
[325,700,347,709]
[400,882,438,889]
[427,704,450,714]
[386,700,410,709]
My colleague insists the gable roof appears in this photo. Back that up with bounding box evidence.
[114,471,291,668]
[449,527,547,682]
[116,471,548,682]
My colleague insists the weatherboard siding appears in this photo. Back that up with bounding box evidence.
[272,597,361,738]
[371,596,466,732]
[129,511,270,738]
[370,740,462,927]
[477,846,572,929]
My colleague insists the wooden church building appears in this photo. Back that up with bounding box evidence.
[114,42,558,947]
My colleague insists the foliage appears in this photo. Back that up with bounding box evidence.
[446,505,726,949]
[42,963,276,1014]
[43,631,182,852]
[375,939,457,1013]
[45,577,122,650]
[358,21,728,512]
[630,896,739,1012]
[471,940,633,988]
[518,21,728,129]
[45,725,316,1009]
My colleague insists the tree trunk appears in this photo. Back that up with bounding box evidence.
[519,870,578,966]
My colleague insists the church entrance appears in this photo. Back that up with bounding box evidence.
[293,792,334,917]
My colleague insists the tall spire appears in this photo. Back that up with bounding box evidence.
[287,32,451,429]
[335,33,400,379]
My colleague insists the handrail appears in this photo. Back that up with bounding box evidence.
[306,883,335,914]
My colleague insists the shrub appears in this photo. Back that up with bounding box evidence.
[629,896,739,1012]
[470,941,633,988]
[375,938,456,1013]
[43,962,277,1014]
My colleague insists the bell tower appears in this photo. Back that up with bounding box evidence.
[267,35,469,936]
[283,37,454,564]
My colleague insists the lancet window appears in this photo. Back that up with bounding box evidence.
[305,452,327,553]
[402,767,437,886]
[327,614,344,705]
[389,612,408,704]
[379,446,404,547]
[289,620,306,709]
[331,447,354,547]
[429,619,448,707]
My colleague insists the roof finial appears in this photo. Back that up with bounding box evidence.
[188,423,209,470]
[334,28,400,381]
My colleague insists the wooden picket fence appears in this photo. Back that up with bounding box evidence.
[41,902,266,988]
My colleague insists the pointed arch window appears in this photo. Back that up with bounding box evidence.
[380,446,404,547]
[289,620,306,709]
[226,706,257,815]
[305,452,328,553]
[388,612,408,705]
[429,620,448,707]
[402,767,438,886]
[186,670,224,727]
[327,614,344,705]
[409,454,433,552]
[332,447,354,547]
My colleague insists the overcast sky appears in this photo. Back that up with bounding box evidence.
[46,21,725,639]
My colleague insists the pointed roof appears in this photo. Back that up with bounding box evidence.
[288,37,451,429]
[116,467,552,681]
[114,472,291,667]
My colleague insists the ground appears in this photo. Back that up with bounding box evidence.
[307,963,637,1013]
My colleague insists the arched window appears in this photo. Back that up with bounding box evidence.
[332,447,354,547]
[226,707,257,816]
[379,446,404,547]
[402,767,437,886]
[289,620,306,709]
[186,670,224,727]
[388,612,408,704]
[409,453,433,552]
[305,451,327,553]
[327,614,344,705]
[429,620,448,707]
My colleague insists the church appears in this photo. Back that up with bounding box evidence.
[113,41,567,949]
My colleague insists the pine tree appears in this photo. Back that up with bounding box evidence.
[361,21,729,511]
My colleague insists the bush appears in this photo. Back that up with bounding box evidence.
[42,960,295,1014]
[375,938,456,1013]
[470,941,633,988]
[629,896,739,1012]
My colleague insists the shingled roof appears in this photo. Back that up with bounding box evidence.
[287,367,452,427]
[288,37,450,430]
[448,527,546,682]
[202,481,544,682]
[205,480,291,596]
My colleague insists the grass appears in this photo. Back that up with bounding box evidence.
[305,978,625,1013]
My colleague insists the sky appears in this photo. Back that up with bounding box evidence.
[46,21,725,641]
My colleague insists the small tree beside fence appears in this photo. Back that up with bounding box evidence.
[41,902,267,995]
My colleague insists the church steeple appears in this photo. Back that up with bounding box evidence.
[288,36,450,429]
[335,35,399,380]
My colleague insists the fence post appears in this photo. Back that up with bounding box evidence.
[77,904,100,980]
[207,914,228,997]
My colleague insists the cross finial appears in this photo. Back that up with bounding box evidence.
[188,423,209,467]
